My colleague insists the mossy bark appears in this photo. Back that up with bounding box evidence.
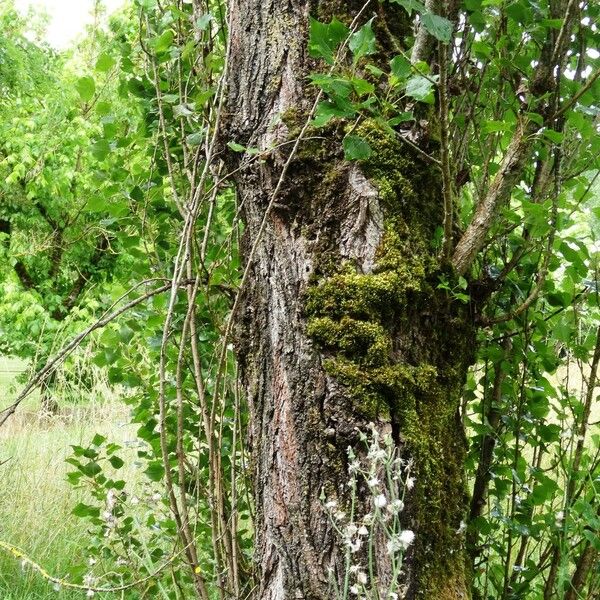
[227,2,475,598]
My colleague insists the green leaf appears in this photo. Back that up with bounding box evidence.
[81,461,102,478]
[75,76,95,102]
[96,101,111,116]
[95,53,116,73]
[351,78,375,96]
[173,103,194,118]
[227,141,246,152]
[186,132,204,146]
[196,13,212,31]
[311,98,356,127]
[483,120,511,133]
[421,12,453,43]
[152,30,174,53]
[471,40,492,59]
[308,74,353,98]
[365,64,385,77]
[127,78,146,97]
[388,112,413,126]
[92,434,107,447]
[145,461,165,482]
[108,455,125,469]
[390,55,411,80]
[72,503,100,518]
[343,135,372,160]
[308,18,350,65]
[91,139,110,161]
[389,0,426,15]
[543,128,564,144]
[405,74,437,102]
[349,18,376,61]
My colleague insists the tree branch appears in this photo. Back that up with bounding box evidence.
[0,279,193,429]
[452,118,534,274]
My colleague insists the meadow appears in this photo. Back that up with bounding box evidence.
[0,357,133,600]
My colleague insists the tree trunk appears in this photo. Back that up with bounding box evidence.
[227,2,475,598]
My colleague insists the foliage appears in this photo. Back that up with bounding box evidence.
[0,0,599,598]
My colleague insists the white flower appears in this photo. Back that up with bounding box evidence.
[387,499,404,514]
[345,524,358,538]
[348,461,361,474]
[325,500,337,510]
[363,512,374,525]
[106,489,117,510]
[334,511,346,521]
[357,571,368,585]
[405,476,415,490]
[88,557,97,566]
[358,525,369,536]
[350,585,359,595]
[399,529,415,549]
[86,590,95,598]
[130,496,140,506]
[456,520,467,535]
[374,494,387,508]
[53,583,61,591]
[369,448,387,462]
[387,530,415,554]
[151,492,162,502]
[389,593,398,600]
[349,565,360,573]
[368,477,380,488]
[347,538,362,553]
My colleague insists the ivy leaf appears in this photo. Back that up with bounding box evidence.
[349,18,376,61]
[309,18,350,65]
[95,53,116,73]
[343,135,372,160]
[420,12,453,43]
[75,76,95,102]
[405,74,437,103]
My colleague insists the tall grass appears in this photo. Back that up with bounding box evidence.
[0,358,136,599]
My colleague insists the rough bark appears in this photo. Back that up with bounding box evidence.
[227,2,476,598]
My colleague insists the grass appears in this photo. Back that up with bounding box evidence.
[0,357,137,600]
